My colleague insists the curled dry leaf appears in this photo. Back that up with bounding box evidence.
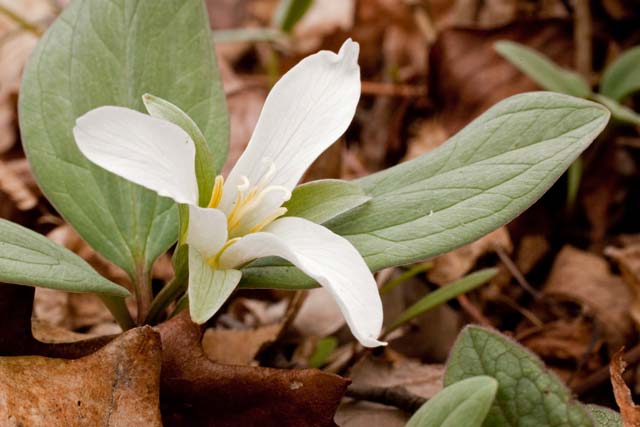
[338,350,443,427]
[202,323,282,365]
[428,226,511,285]
[543,246,633,349]
[157,312,349,427]
[0,326,162,427]
[611,349,640,426]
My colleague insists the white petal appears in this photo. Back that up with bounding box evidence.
[220,39,361,211]
[73,106,199,205]
[219,217,384,347]
[188,246,241,324]
[186,205,228,260]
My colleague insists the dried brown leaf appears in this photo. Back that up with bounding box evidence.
[611,349,640,426]
[0,326,162,427]
[428,226,511,285]
[544,246,633,348]
[202,323,282,365]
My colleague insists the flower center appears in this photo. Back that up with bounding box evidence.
[207,162,291,239]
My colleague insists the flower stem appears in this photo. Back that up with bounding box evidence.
[99,295,135,330]
[133,266,152,324]
[144,276,187,324]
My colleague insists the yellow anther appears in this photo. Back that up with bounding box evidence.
[206,237,241,269]
[248,207,288,234]
[207,175,225,208]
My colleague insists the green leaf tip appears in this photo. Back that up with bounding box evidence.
[495,40,592,98]
[407,376,498,427]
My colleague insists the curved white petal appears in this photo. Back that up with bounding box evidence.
[186,206,228,260]
[219,217,384,347]
[220,39,361,211]
[73,106,199,205]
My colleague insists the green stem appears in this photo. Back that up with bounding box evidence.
[133,266,152,325]
[99,295,135,331]
[379,262,432,295]
[145,276,187,324]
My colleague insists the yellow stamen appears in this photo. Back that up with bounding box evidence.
[206,237,241,269]
[248,207,288,233]
[227,188,258,231]
[207,175,225,208]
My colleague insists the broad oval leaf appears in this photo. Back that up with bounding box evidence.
[0,219,128,297]
[495,41,591,98]
[444,325,593,427]
[600,45,640,102]
[406,376,498,427]
[19,0,228,278]
[240,92,609,289]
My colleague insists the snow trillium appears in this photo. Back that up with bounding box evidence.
[72,39,384,347]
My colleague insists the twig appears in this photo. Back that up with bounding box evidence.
[573,0,592,79]
[457,294,492,326]
[0,4,42,36]
[345,384,427,413]
[494,244,542,300]
[573,342,640,395]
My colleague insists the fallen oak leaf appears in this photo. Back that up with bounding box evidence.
[0,325,162,427]
[156,311,350,427]
[611,348,640,426]
[0,284,113,359]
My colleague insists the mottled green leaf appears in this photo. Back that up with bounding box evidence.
[406,376,497,427]
[19,0,228,278]
[445,325,593,427]
[586,405,622,427]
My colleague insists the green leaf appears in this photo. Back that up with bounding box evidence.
[593,94,640,127]
[385,268,496,334]
[0,219,128,297]
[19,0,228,278]
[273,0,313,32]
[586,405,622,427]
[444,325,594,427]
[600,45,640,102]
[406,376,498,427]
[143,93,216,206]
[188,247,241,324]
[283,179,371,224]
[495,41,591,98]
[307,337,338,368]
[240,92,609,289]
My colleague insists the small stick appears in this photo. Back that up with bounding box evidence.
[493,245,542,300]
[573,0,592,79]
[345,383,427,413]
[573,343,640,395]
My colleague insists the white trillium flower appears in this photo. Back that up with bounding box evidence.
[72,39,385,347]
